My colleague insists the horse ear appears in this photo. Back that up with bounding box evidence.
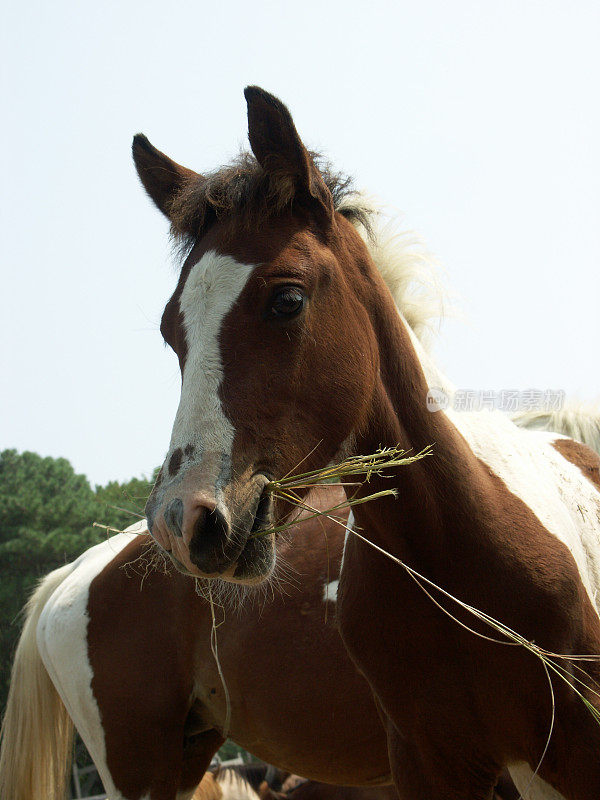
[244,86,334,224]
[132,134,198,219]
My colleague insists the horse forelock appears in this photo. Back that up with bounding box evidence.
[168,150,360,244]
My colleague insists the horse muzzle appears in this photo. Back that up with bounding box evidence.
[146,478,275,581]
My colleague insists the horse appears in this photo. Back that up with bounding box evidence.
[1,94,459,800]
[264,768,518,800]
[1,87,597,800]
[115,86,600,800]
[0,238,526,800]
[0,489,395,800]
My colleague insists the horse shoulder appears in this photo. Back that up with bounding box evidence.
[448,410,600,614]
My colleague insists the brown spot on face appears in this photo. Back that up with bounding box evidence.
[553,438,600,492]
[184,444,195,458]
[169,447,183,476]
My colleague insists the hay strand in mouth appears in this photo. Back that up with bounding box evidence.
[269,444,434,490]
[255,444,434,537]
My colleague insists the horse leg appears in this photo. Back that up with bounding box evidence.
[387,722,498,800]
[79,718,223,800]
[180,728,226,795]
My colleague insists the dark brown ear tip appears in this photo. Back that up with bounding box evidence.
[132,133,154,157]
[244,85,285,112]
[244,85,267,102]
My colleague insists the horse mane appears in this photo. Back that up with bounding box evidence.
[337,193,448,350]
[512,400,600,455]
[213,766,261,800]
[215,764,280,793]
[193,772,224,800]
[170,153,447,349]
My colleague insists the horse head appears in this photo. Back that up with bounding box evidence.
[134,87,407,581]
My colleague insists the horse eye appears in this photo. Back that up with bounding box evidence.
[269,287,305,318]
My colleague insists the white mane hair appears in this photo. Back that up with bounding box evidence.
[337,193,450,352]
[214,767,260,800]
[338,194,600,460]
[512,401,600,456]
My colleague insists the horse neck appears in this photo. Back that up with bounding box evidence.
[350,290,482,564]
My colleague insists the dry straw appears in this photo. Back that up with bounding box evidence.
[256,444,434,536]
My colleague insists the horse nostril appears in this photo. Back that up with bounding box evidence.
[164,498,184,538]
[188,506,232,572]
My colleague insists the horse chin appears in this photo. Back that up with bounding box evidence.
[163,532,275,585]
[231,533,276,584]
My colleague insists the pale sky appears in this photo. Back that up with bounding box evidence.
[2,0,599,486]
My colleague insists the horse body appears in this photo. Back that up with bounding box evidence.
[1,488,391,800]
[119,87,600,800]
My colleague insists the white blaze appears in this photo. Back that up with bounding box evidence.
[168,250,254,478]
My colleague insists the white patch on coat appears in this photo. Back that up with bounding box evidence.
[37,531,139,800]
[390,292,600,616]
[508,762,567,799]
[446,408,600,615]
[323,579,339,603]
[166,250,254,486]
